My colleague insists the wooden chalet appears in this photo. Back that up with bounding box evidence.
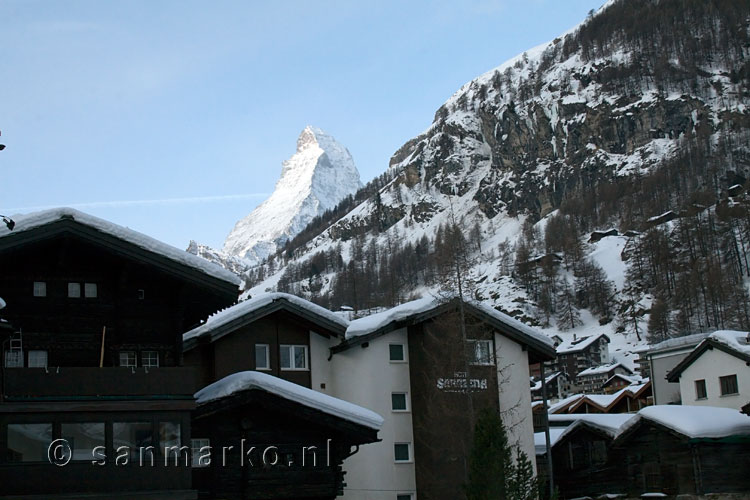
[191,372,381,500]
[545,406,750,499]
[0,208,240,500]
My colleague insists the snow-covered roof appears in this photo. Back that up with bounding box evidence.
[578,362,632,378]
[603,373,643,386]
[619,405,750,440]
[667,331,750,382]
[194,371,383,430]
[184,292,349,342]
[708,330,750,356]
[556,333,609,354]
[534,427,567,455]
[345,295,553,348]
[0,208,241,286]
[548,413,633,436]
[548,393,586,414]
[531,371,563,392]
[646,332,709,354]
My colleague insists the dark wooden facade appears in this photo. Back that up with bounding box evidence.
[184,308,341,390]
[550,419,750,499]
[192,388,379,500]
[0,215,239,499]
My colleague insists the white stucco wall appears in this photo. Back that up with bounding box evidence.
[328,328,417,500]
[494,333,535,471]
[678,348,750,410]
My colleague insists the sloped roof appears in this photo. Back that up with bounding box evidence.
[616,405,750,441]
[195,371,383,430]
[667,330,750,382]
[334,295,555,361]
[0,208,241,289]
[578,362,633,378]
[183,292,348,349]
[556,333,610,354]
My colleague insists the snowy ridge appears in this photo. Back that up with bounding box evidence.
[195,371,383,430]
[223,126,361,264]
[0,208,241,286]
[184,292,348,341]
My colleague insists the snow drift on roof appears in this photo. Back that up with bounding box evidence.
[548,413,633,435]
[647,332,709,353]
[556,333,608,354]
[345,295,553,349]
[708,330,750,356]
[534,428,567,455]
[578,362,630,377]
[184,292,349,341]
[0,208,241,286]
[182,292,349,340]
[195,371,383,430]
[621,405,750,439]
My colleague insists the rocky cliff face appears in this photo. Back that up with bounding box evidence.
[244,0,749,359]
[222,126,361,265]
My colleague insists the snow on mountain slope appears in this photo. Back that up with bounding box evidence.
[245,0,750,367]
[223,126,361,264]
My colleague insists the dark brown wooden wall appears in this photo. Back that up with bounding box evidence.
[0,234,236,369]
[408,312,500,500]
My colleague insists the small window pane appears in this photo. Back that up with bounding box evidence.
[720,375,739,395]
[191,438,211,467]
[8,424,52,462]
[255,345,269,370]
[695,379,707,399]
[84,283,97,298]
[392,393,407,411]
[394,443,410,462]
[28,350,48,368]
[5,350,24,368]
[141,351,159,367]
[294,346,307,369]
[389,344,405,362]
[280,346,291,369]
[397,495,413,500]
[119,351,137,367]
[61,423,105,461]
[160,422,186,465]
[68,282,81,298]
[33,281,46,297]
[470,340,493,365]
[113,422,153,462]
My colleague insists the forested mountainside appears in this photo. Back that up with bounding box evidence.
[239,0,750,351]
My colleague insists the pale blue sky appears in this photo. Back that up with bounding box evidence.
[1,0,600,250]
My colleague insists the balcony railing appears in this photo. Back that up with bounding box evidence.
[1,366,200,399]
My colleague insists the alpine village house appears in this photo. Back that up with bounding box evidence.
[0,208,556,500]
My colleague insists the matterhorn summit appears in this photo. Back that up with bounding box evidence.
[223,126,361,264]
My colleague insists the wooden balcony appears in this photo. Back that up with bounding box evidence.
[1,366,200,400]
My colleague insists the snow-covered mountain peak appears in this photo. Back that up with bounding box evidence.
[223,126,361,264]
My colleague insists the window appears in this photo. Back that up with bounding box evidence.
[141,351,159,368]
[389,344,406,362]
[33,281,46,297]
[720,374,739,396]
[160,422,186,465]
[119,351,137,367]
[280,345,308,370]
[7,423,52,462]
[469,339,493,365]
[113,422,153,462]
[61,423,105,462]
[137,289,145,300]
[67,282,81,298]
[4,350,23,368]
[191,438,211,467]
[84,283,97,298]
[28,350,48,368]
[255,344,270,370]
[695,379,707,399]
[391,393,408,411]
[397,495,413,500]
[394,443,411,462]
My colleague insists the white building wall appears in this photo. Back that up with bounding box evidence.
[327,328,417,500]
[678,349,750,410]
[494,332,535,471]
